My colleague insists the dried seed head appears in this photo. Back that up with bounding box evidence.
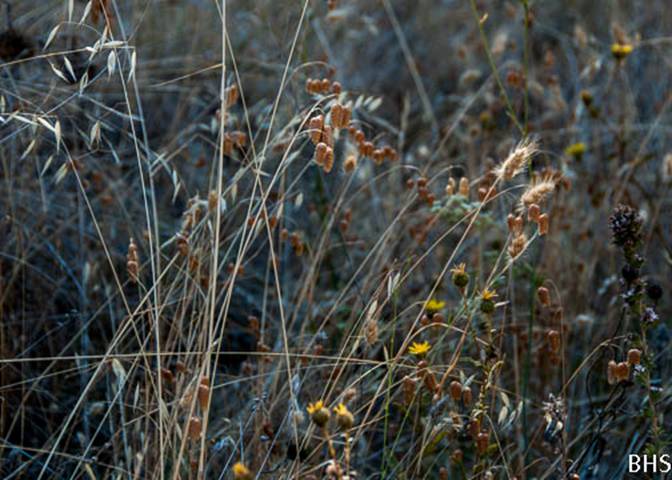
[538,213,549,236]
[361,141,374,157]
[403,375,417,404]
[208,190,218,211]
[160,367,174,383]
[188,416,202,441]
[495,138,538,180]
[537,286,551,306]
[423,369,438,394]
[547,330,561,353]
[344,154,357,173]
[225,84,239,107]
[198,383,210,410]
[449,380,462,401]
[527,203,541,222]
[323,146,335,173]
[476,431,489,454]
[331,103,344,128]
[507,214,516,232]
[309,115,325,144]
[445,177,456,196]
[521,177,556,208]
[615,361,630,382]
[462,386,473,405]
[315,142,328,166]
[508,233,527,258]
[458,177,469,197]
[372,148,384,165]
[364,318,378,345]
[126,238,139,283]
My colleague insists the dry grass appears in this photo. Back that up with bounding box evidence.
[1,1,671,479]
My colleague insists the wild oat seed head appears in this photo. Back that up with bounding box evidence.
[521,177,556,208]
[495,138,538,181]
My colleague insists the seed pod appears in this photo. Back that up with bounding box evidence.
[538,213,549,235]
[372,149,384,165]
[615,361,630,382]
[323,146,334,173]
[331,81,342,94]
[459,177,469,197]
[188,416,202,441]
[309,115,324,144]
[198,383,210,410]
[160,367,174,383]
[403,375,417,405]
[507,213,516,232]
[461,386,473,405]
[528,203,541,222]
[627,348,641,366]
[547,330,561,353]
[537,286,551,306]
[344,155,357,173]
[476,431,489,454]
[225,84,239,107]
[362,141,374,157]
[508,233,527,258]
[469,418,480,439]
[331,103,343,128]
[423,370,438,394]
[322,125,334,147]
[449,381,462,401]
[315,142,328,165]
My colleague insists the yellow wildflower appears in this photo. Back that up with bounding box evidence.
[565,142,586,158]
[480,288,498,314]
[425,298,446,312]
[333,403,354,430]
[307,400,330,427]
[611,43,633,60]
[408,341,431,357]
[307,400,324,414]
[233,462,252,480]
